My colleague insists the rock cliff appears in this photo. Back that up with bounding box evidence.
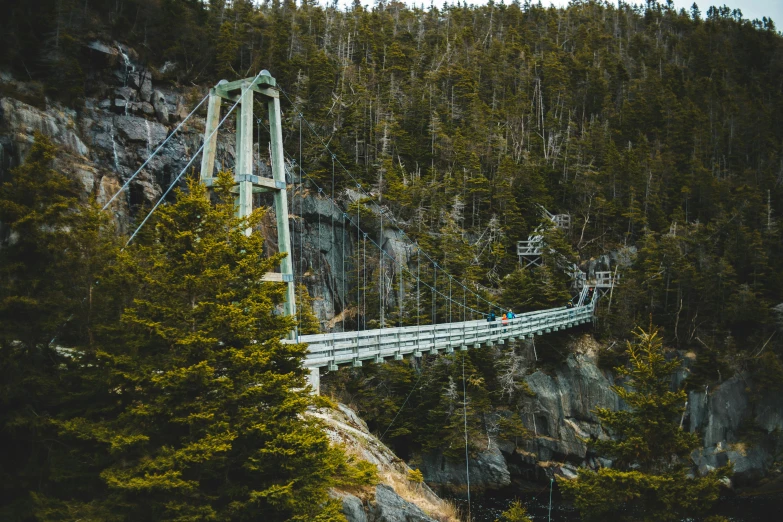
[313,404,458,522]
[414,336,782,494]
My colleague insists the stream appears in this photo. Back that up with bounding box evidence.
[447,490,781,521]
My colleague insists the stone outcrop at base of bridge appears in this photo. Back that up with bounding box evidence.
[312,404,458,522]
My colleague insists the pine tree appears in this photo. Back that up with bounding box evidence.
[559,326,730,521]
[495,500,532,522]
[39,173,371,520]
[296,283,322,334]
[0,133,121,519]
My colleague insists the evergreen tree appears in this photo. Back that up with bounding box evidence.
[6,172,373,521]
[560,326,730,521]
[296,283,322,334]
[0,133,121,519]
[495,500,532,522]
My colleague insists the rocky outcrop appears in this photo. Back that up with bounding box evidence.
[519,349,620,463]
[1,42,230,234]
[314,404,457,522]
[688,374,783,485]
[418,445,511,492]
[459,337,783,491]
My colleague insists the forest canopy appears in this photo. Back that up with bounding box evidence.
[3,0,783,397]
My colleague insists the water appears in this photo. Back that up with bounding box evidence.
[448,491,781,521]
[117,45,135,86]
[110,122,120,172]
[145,119,152,154]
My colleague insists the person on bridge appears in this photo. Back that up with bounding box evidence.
[487,311,497,329]
[507,310,516,319]
[501,312,508,332]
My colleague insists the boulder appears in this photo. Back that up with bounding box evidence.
[332,491,368,522]
[152,90,169,124]
[114,115,167,147]
[418,445,511,491]
[85,40,119,68]
[369,485,437,522]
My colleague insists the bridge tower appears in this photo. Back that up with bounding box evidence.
[199,73,297,339]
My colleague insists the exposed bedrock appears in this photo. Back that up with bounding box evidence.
[415,338,782,493]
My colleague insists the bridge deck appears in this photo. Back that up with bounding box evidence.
[291,302,596,369]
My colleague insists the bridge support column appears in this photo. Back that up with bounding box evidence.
[307,367,320,395]
[199,72,297,340]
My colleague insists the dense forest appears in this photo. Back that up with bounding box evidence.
[4,0,783,345]
[2,0,783,520]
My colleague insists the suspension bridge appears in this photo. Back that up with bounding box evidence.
[105,72,610,394]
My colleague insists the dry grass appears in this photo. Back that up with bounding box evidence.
[316,405,462,521]
[379,471,461,522]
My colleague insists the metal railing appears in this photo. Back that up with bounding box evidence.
[291,299,598,369]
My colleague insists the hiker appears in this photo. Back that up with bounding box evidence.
[487,310,497,330]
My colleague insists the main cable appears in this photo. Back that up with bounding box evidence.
[125,71,266,246]
[103,93,209,210]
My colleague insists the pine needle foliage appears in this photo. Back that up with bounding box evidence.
[495,500,532,522]
[1,163,373,521]
[560,326,731,521]
[52,172,358,520]
[0,133,122,519]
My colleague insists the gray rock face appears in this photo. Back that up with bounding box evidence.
[370,485,437,522]
[332,491,368,522]
[152,90,169,124]
[321,404,453,521]
[0,97,89,158]
[687,374,783,484]
[419,445,511,491]
[333,485,438,522]
[114,115,167,146]
[0,50,224,233]
[518,351,620,463]
[688,376,748,448]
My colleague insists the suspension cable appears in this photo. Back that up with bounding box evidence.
[449,275,452,324]
[293,169,486,320]
[318,186,322,298]
[462,353,472,520]
[255,118,487,321]
[102,92,209,210]
[331,154,336,332]
[417,247,421,335]
[398,254,403,327]
[357,188,361,331]
[432,264,438,325]
[125,70,268,246]
[363,232,367,330]
[379,207,384,328]
[299,115,304,319]
[278,87,502,315]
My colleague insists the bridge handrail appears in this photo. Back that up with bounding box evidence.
[291,299,597,367]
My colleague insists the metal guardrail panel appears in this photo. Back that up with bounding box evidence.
[290,300,597,368]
